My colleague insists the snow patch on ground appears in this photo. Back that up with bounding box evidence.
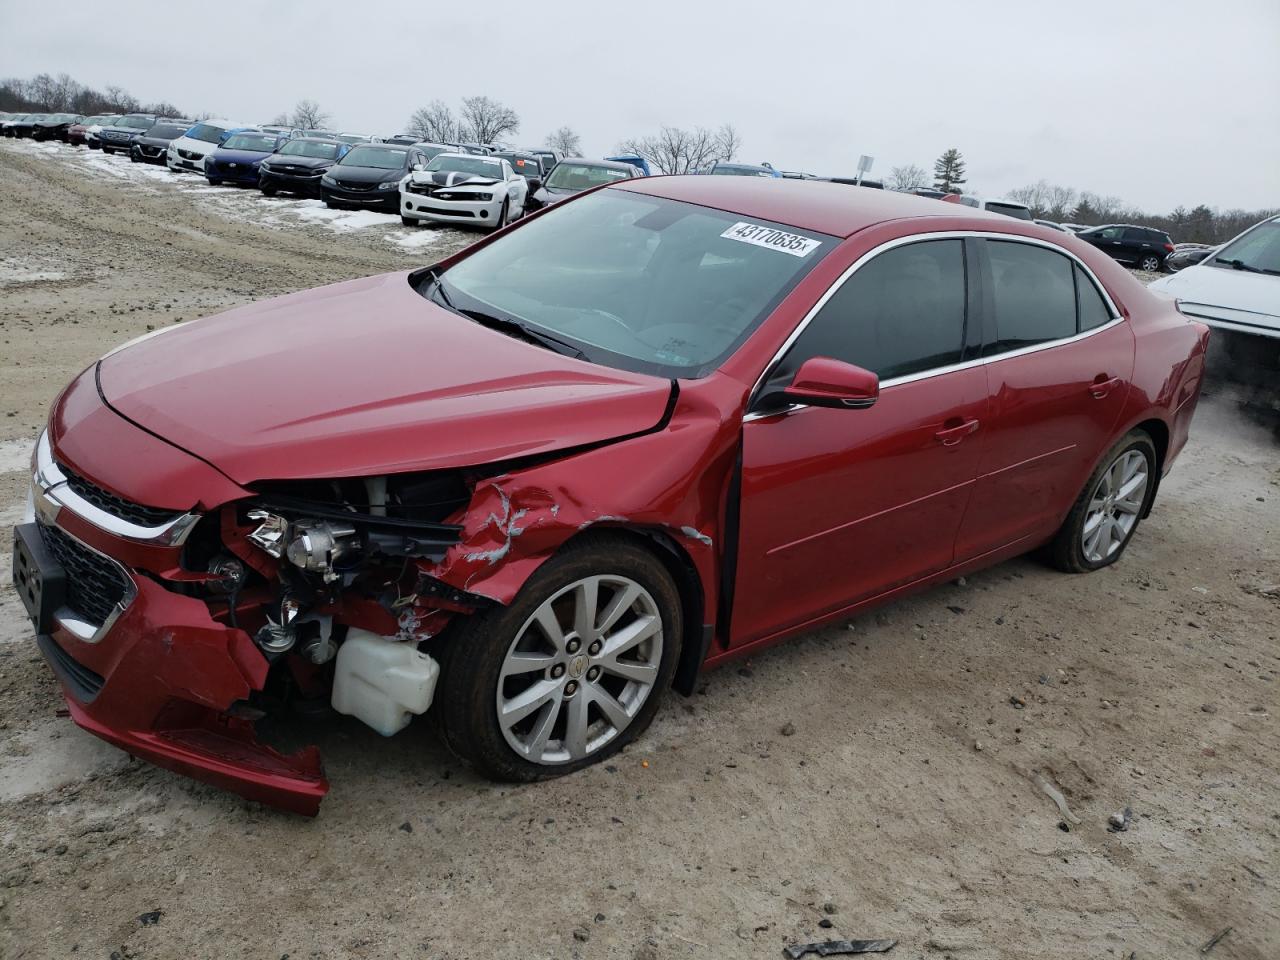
[13,140,467,251]
[0,262,68,285]
[0,437,36,473]
[0,719,130,802]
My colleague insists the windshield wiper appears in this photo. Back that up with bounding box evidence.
[459,309,589,360]
[1214,257,1265,274]
[426,274,587,360]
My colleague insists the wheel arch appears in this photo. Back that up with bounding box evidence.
[553,524,709,697]
[1131,416,1170,518]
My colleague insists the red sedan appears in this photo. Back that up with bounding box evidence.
[15,179,1209,814]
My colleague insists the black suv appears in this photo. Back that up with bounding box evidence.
[1078,224,1174,272]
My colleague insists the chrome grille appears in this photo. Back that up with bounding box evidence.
[37,521,131,627]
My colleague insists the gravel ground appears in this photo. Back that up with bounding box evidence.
[0,139,1277,960]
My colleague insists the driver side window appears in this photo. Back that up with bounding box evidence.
[766,239,968,390]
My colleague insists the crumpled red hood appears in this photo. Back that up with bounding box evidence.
[97,271,673,484]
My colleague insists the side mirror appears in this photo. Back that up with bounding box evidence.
[781,357,879,410]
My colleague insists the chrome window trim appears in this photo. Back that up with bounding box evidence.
[744,230,1123,421]
[32,431,200,546]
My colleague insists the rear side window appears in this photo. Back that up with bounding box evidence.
[1123,228,1148,243]
[985,241,1076,353]
[773,240,967,383]
[1075,265,1112,331]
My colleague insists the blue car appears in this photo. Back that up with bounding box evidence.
[701,160,782,178]
[604,153,652,177]
[204,130,288,186]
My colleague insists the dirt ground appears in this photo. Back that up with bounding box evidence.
[0,139,1277,960]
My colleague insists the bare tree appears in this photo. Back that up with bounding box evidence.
[269,112,290,126]
[544,125,582,156]
[617,124,741,175]
[407,100,463,143]
[103,85,139,112]
[291,99,331,130]
[888,163,929,192]
[459,95,520,144]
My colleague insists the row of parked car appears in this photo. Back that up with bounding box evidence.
[0,111,1228,272]
[0,109,658,232]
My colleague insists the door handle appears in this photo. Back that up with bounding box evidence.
[1090,375,1122,399]
[935,418,980,446]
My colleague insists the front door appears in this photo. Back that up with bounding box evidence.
[732,238,988,646]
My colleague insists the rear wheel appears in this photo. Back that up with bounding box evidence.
[436,537,681,781]
[1139,253,1162,272]
[1049,431,1157,573]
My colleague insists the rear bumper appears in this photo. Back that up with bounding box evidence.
[27,540,328,815]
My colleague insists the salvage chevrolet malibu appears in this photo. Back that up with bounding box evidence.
[14,180,1209,815]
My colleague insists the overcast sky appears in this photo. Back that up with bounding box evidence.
[3,0,1276,211]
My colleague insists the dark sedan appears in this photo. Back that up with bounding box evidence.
[32,113,84,142]
[493,150,547,190]
[98,114,161,154]
[8,113,47,138]
[1165,243,1217,272]
[258,137,350,197]
[129,121,192,164]
[525,158,642,213]
[204,131,288,186]
[321,143,431,212]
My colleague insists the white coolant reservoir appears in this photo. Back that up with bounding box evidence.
[331,629,439,736]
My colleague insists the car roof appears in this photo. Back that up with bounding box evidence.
[614,175,1029,238]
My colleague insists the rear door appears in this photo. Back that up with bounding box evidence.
[954,239,1134,560]
[1123,227,1156,265]
[732,238,988,645]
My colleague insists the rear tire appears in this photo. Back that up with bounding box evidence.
[436,536,682,782]
[1049,431,1157,573]
[1139,253,1162,272]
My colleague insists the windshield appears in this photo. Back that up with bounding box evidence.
[145,124,187,139]
[987,202,1033,221]
[496,154,541,177]
[340,145,408,169]
[222,133,278,152]
[430,190,832,378]
[546,163,631,191]
[711,164,773,177]
[1209,220,1280,275]
[278,139,340,159]
[185,123,226,142]
[120,116,153,129]
[425,154,503,178]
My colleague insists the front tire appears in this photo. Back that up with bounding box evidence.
[436,536,682,781]
[401,215,415,227]
[1049,431,1157,573]
[261,184,277,197]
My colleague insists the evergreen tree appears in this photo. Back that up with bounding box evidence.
[933,148,967,194]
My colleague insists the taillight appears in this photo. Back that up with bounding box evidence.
[1164,242,1174,253]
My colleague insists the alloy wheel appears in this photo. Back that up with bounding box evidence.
[496,574,662,765]
[1082,449,1149,563]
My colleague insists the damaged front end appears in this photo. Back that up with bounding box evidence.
[24,357,734,815]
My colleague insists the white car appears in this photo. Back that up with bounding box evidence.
[166,119,245,173]
[953,196,1034,221]
[400,152,528,230]
[1149,215,1280,339]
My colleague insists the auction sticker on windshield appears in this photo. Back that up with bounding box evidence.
[721,222,822,257]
